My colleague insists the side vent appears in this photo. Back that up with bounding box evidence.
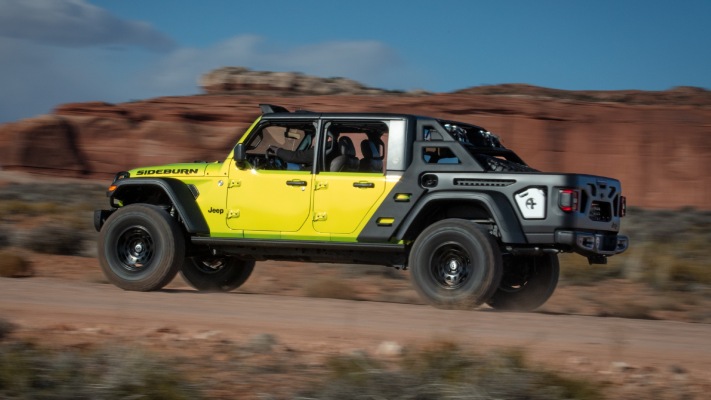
[454,178,515,187]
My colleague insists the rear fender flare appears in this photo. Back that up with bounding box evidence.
[395,191,526,244]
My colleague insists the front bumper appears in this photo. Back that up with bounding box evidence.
[555,230,629,256]
[94,209,115,232]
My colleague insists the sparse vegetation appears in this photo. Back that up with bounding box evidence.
[0,250,32,277]
[560,207,711,292]
[0,335,610,400]
[300,341,603,400]
[0,318,16,341]
[22,223,86,256]
[0,182,105,256]
[0,225,10,249]
[0,340,201,400]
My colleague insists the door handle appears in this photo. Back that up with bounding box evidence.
[353,181,375,188]
[286,180,307,187]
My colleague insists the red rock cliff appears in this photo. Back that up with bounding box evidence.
[1,69,709,210]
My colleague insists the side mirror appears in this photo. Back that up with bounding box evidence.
[234,143,247,167]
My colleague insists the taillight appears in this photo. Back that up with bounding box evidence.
[620,195,626,217]
[559,189,579,212]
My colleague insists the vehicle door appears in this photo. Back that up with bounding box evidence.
[312,120,389,234]
[227,120,316,234]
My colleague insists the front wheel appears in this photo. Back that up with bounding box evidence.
[98,204,185,291]
[486,254,559,312]
[180,256,255,292]
[409,219,502,309]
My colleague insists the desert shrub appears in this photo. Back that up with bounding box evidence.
[20,224,85,256]
[559,253,625,285]
[597,301,657,320]
[0,341,201,399]
[0,227,9,248]
[300,341,602,400]
[631,237,711,290]
[0,250,33,277]
[0,318,17,341]
[304,278,360,300]
[561,207,711,289]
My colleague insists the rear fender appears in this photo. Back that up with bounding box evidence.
[395,191,526,244]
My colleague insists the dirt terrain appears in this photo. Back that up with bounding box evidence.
[1,252,711,399]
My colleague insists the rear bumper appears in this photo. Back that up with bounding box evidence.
[555,230,629,256]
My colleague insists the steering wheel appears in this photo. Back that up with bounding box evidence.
[265,146,285,170]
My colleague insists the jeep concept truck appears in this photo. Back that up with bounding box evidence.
[95,104,628,311]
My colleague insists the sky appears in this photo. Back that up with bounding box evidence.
[1,0,710,123]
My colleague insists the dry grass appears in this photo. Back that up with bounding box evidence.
[0,318,17,341]
[560,207,711,292]
[0,182,104,256]
[0,340,201,400]
[0,250,33,278]
[20,223,86,256]
[300,341,603,400]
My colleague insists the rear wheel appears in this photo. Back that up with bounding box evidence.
[486,254,559,311]
[181,256,255,292]
[98,204,184,291]
[409,219,502,309]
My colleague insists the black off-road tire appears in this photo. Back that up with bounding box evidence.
[181,256,255,292]
[98,204,185,291]
[486,254,559,312]
[409,219,502,309]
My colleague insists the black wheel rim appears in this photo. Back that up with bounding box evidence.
[430,242,471,289]
[499,257,534,293]
[116,226,155,272]
[192,257,227,274]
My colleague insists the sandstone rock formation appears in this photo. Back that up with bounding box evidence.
[200,67,400,96]
[1,68,710,209]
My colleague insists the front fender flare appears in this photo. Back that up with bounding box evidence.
[110,178,209,234]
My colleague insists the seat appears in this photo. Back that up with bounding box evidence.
[359,139,384,173]
[329,136,359,172]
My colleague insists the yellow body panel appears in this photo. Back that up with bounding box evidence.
[226,161,312,232]
[123,116,403,242]
[312,172,386,234]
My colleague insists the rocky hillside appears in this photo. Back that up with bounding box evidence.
[1,67,710,209]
